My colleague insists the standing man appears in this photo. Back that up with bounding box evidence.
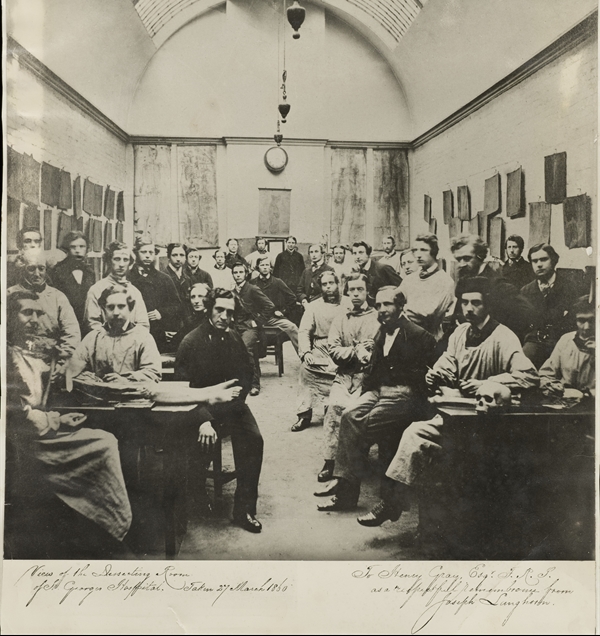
[293,271,345,432]
[318,274,380,483]
[163,243,192,307]
[8,250,81,366]
[352,241,402,304]
[224,238,248,270]
[232,262,277,396]
[316,287,436,512]
[185,247,214,287]
[380,236,402,274]
[84,241,149,334]
[329,244,354,286]
[521,243,580,368]
[501,235,535,290]
[129,237,184,352]
[208,248,235,290]
[8,227,45,287]
[51,231,96,325]
[398,234,455,342]
[362,277,538,527]
[399,248,418,278]
[246,237,275,273]
[175,288,264,533]
[297,243,335,307]
[273,236,306,295]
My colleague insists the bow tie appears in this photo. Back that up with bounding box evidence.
[538,280,554,297]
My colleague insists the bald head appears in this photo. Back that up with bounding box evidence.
[22,250,47,287]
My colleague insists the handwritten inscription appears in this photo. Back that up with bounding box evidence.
[352,563,573,634]
[16,564,289,608]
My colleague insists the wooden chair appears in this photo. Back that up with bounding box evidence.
[262,326,288,376]
[204,436,237,512]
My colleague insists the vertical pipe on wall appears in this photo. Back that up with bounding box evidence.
[366,147,375,246]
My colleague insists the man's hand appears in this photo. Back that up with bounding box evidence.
[459,379,484,396]
[59,412,87,428]
[425,368,442,387]
[302,299,308,308]
[208,379,243,404]
[303,352,315,366]
[541,382,564,398]
[147,309,162,322]
[274,310,284,318]
[103,372,125,383]
[355,344,371,365]
[198,422,217,453]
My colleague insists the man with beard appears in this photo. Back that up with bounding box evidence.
[316,286,436,512]
[8,250,80,367]
[539,295,595,396]
[379,236,402,274]
[359,277,538,527]
[185,247,214,288]
[84,242,149,334]
[398,234,455,342]
[174,288,264,533]
[450,234,531,341]
[69,286,162,384]
[297,243,335,307]
[501,235,534,290]
[129,237,184,352]
[352,241,402,304]
[246,237,275,275]
[208,248,235,290]
[273,236,306,293]
[293,270,345,432]
[6,290,132,557]
[51,231,96,325]
[317,273,380,483]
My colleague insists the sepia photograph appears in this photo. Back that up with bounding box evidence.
[2,0,598,633]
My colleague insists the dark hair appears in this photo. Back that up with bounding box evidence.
[231,261,250,278]
[167,243,187,259]
[17,227,42,249]
[375,285,406,308]
[451,234,488,261]
[186,246,200,256]
[528,243,559,267]
[286,236,297,243]
[104,241,133,263]
[97,285,135,311]
[344,272,369,295]
[318,269,339,286]
[255,255,271,270]
[352,241,373,256]
[384,236,396,247]
[7,290,42,342]
[213,248,227,260]
[60,230,87,253]
[133,235,158,254]
[255,237,266,248]
[505,234,525,251]
[414,233,439,259]
[204,288,237,315]
[226,238,239,248]
[455,276,491,305]
[572,295,595,316]
[332,244,347,253]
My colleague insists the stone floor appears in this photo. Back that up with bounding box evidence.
[178,343,420,560]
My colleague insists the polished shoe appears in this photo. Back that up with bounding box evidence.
[232,512,262,533]
[357,500,402,527]
[314,478,339,497]
[249,388,260,396]
[317,494,358,512]
[291,417,310,432]
[317,461,334,483]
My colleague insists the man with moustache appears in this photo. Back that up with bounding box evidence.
[84,242,149,334]
[316,286,436,512]
[379,236,402,275]
[129,236,184,352]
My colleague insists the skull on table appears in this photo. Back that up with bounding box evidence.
[475,381,512,414]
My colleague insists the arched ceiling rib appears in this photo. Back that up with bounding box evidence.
[131,0,425,45]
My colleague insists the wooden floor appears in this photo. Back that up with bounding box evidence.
[177,343,421,561]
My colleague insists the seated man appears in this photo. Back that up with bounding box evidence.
[254,255,300,353]
[85,241,149,334]
[6,290,132,556]
[360,277,539,527]
[8,250,80,367]
[318,273,380,483]
[129,236,183,352]
[293,270,345,432]
[185,247,214,287]
[539,295,595,397]
[399,248,418,278]
[174,288,264,533]
[69,286,162,384]
[316,286,436,512]
[51,230,96,325]
[232,261,278,396]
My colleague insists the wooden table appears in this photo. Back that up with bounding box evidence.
[55,391,197,559]
[417,400,595,559]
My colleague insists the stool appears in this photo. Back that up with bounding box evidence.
[205,436,237,511]
[263,327,288,376]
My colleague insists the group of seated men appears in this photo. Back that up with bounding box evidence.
[5,224,595,553]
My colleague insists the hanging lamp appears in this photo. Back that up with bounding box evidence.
[287,1,305,39]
